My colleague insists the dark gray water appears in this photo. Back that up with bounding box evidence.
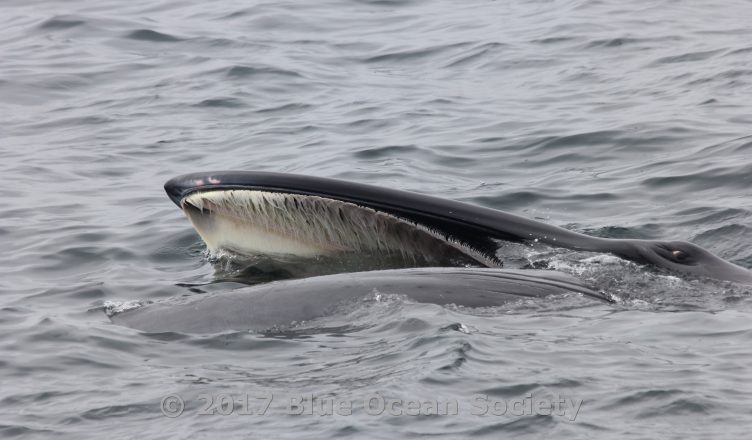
[2,0,752,438]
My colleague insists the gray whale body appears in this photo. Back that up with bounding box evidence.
[112,268,608,334]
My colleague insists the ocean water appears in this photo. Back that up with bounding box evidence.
[2,0,752,438]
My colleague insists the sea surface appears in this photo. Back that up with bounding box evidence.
[2,0,751,438]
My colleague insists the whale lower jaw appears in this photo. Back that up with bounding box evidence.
[180,189,497,267]
[111,267,612,334]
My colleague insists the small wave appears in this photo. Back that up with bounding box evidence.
[0,425,59,438]
[640,163,752,191]
[353,144,421,159]
[586,37,644,48]
[194,97,246,108]
[444,42,507,68]
[124,29,183,42]
[687,68,752,89]
[603,388,684,410]
[76,402,156,421]
[224,65,302,78]
[352,144,477,169]
[653,49,723,65]
[38,16,86,30]
[530,36,578,45]
[362,42,472,64]
[470,413,557,435]
[641,398,713,417]
[256,102,312,113]
[525,130,621,152]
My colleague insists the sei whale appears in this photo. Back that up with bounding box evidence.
[110,171,751,334]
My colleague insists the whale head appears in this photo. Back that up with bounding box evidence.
[165,171,752,285]
[611,239,752,284]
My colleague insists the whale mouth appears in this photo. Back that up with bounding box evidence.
[176,188,497,267]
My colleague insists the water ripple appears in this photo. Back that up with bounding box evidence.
[1,0,751,438]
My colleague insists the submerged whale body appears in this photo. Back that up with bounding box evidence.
[112,268,609,334]
[164,171,752,284]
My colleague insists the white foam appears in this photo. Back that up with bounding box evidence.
[103,300,148,317]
